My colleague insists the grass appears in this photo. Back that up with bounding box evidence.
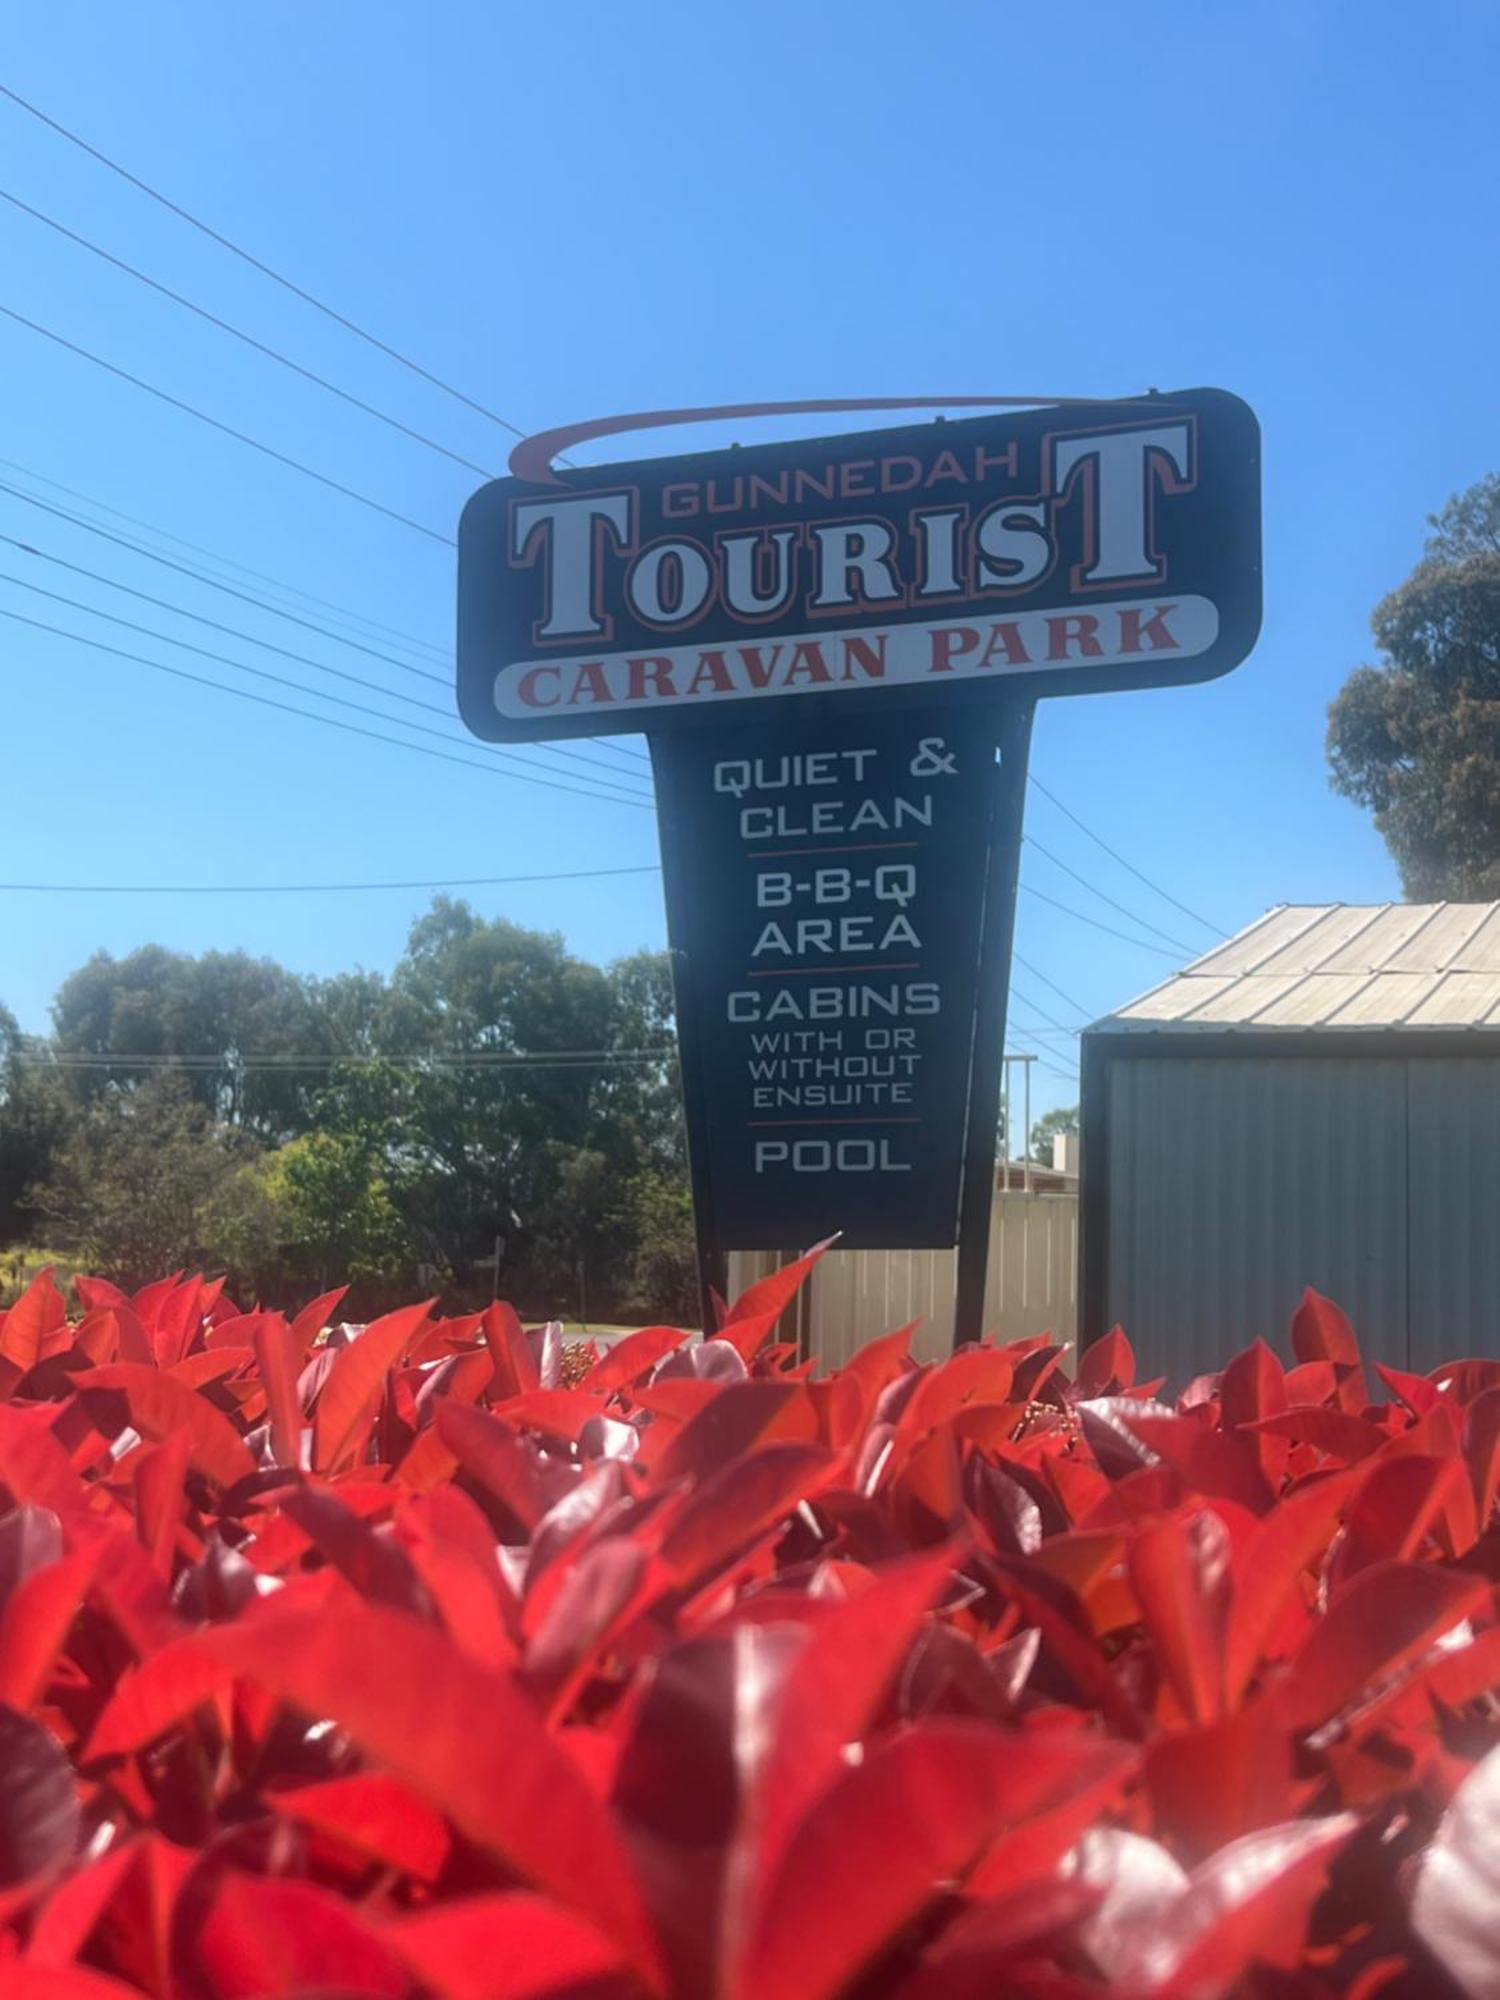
[0,1245,88,1309]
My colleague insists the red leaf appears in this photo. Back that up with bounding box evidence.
[581,1324,690,1396]
[1291,1287,1367,1410]
[0,1702,79,1885]
[1466,1387,1500,1533]
[73,1364,255,1489]
[178,1866,409,1998]
[611,1622,802,1995]
[0,1549,98,1711]
[166,1346,251,1390]
[0,1267,65,1378]
[72,1275,129,1315]
[903,1347,1017,1432]
[901,1881,1100,1998]
[26,1839,138,1969]
[1427,1624,1500,1710]
[1413,1740,1500,1997]
[1144,1701,1295,1859]
[740,1721,1102,2000]
[201,1597,659,1976]
[752,1547,957,1886]
[395,1489,518,1667]
[1161,1817,1359,1994]
[1274,1559,1490,1735]
[0,1972,151,1999]
[290,1284,349,1358]
[524,1537,646,1701]
[271,1772,451,1881]
[657,1381,806,1482]
[720,1239,833,1333]
[1331,1453,1469,1584]
[1129,1509,1231,1724]
[250,1312,303,1469]
[72,1308,120,1368]
[1076,1325,1135,1396]
[482,1299,538,1399]
[1080,1815,1356,1995]
[34,1831,190,1997]
[658,1441,840,1591]
[312,1300,433,1474]
[85,1633,241,1761]
[1375,1361,1441,1417]
[1124,1415,1275,1516]
[277,1485,432,1615]
[838,1323,916,1422]
[1220,1339,1290,1484]
[134,1432,192,1579]
[499,1388,607,1448]
[130,1272,183,1327]
[1431,1358,1500,1402]
[1223,1473,1358,1704]
[383,1893,627,2000]
[434,1399,548,1532]
[148,1275,206,1369]
[1245,1407,1384,1463]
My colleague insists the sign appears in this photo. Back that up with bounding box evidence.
[457,389,1261,744]
[456,392,1261,1340]
[653,704,1011,1249]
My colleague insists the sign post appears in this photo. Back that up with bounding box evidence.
[457,391,1261,1347]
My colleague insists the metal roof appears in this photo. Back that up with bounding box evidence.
[1091,903,1500,1036]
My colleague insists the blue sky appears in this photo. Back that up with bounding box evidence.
[1,0,1496,1119]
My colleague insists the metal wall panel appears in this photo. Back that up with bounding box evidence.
[1407,1059,1500,1368]
[1103,1056,1410,1379]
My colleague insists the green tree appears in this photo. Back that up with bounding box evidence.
[261,1129,410,1296]
[619,1168,698,1323]
[0,1003,71,1246]
[379,900,608,1286]
[51,947,329,1140]
[1030,1103,1080,1165]
[1327,475,1500,897]
[35,1072,275,1292]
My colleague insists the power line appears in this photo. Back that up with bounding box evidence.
[0,477,447,682]
[0,569,652,806]
[0,865,663,895]
[0,187,495,479]
[0,529,445,705]
[1027,774,1224,937]
[0,534,653,794]
[1019,883,1180,957]
[1008,986,1081,1037]
[1003,1041,1077,1088]
[0,454,448,662]
[0,84,547,451]
[1023,834,1193,953]
[0,303,454,546]
[0,475,650,772]
[1011,951,1091,1021]
[0,605,652,810]
[37,1049,677,1072]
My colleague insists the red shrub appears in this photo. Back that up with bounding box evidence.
[0,1251,1496,1996]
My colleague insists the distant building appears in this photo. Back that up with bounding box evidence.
[1081,904,1500,1376]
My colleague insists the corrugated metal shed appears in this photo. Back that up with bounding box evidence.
[1100,903,1500,1033]
[1081,904,1500,1376]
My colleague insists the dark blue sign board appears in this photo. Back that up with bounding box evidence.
[653,705,1010,1250]
[457,393,1261,1338]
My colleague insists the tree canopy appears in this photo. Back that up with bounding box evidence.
[1030,1103,1079,1165]
[1,901,689,1320]
[1327,474,1500,897]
